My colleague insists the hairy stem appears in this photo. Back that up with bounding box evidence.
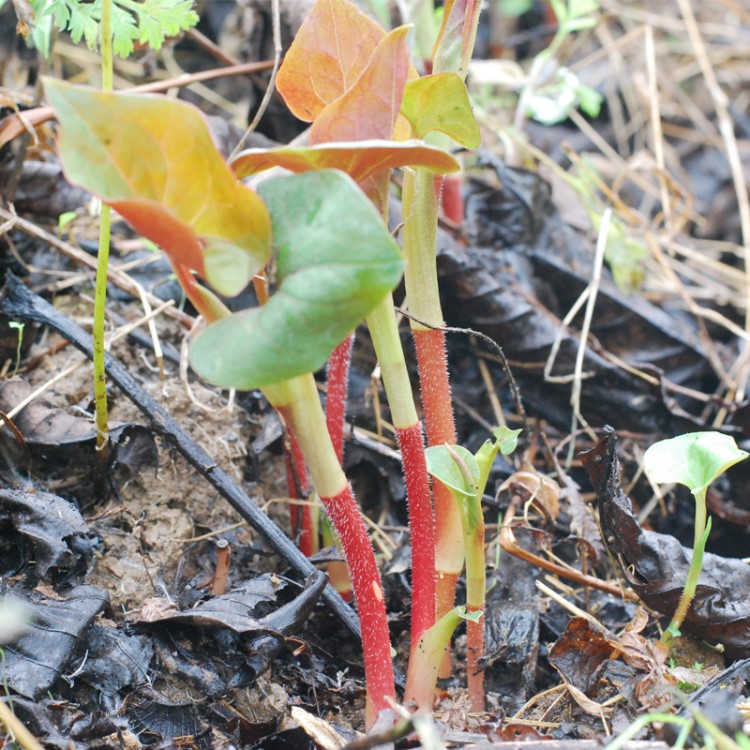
[269,374,395,724]
[366,296,436,645]
[326,333,354,464]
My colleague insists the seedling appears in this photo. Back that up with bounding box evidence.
[426,426,521,710]
[643,431,748,646]
[400,0,484,644]
[8,321,24,376]
[45,76,403,723]
[232,0,478,674]
[40,0,500,724]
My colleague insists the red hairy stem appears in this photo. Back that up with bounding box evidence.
[439,172,465,226]
[284,428,317,557]
[273,376,395,726]
[396,423,436,643]
[320,485,395,720]
[412,327,464,592]
[326,333,355,464]
[366,297,436,649]
[412,326,463,678]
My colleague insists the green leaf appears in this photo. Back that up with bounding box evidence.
[31,0,197,58]
[426,444,480,498]
[494,425,522,455]
[45,80,269,296]
[400,73,481,148]
[457,608,483,623]
[643,432,749,496]
[189,171,404,389]
[404,605,465,709]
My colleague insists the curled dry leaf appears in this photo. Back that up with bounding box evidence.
[498,464,560,520]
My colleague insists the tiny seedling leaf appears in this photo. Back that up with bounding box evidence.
[400,73,481,148]
[231,141,460,184]
[426,444,480,498]
[276,0,385,121]
[189,171,403,389]
[643,431,749,497]
[45,80,270,296]
[494,425,522,455]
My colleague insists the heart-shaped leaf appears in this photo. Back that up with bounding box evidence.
[189,171,403,389]
[232,140,460,183]
[276,0,385,122]
[45,80,270,297]
[400,73,481,148]
[643,431,749,496]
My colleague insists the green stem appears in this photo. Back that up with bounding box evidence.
[404,606,464,711]
[662,494,710,644]
[93,0,114,460]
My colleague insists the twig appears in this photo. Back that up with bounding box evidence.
[230,0,282,159]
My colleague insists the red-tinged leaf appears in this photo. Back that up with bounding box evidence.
[401,73,481,148]
[310,26,411,144]
[231,140,460,184]
[276,0,385,122]
[44,80,270,297]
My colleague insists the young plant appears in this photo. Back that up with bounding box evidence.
[425,426,520,711]
[44,82,401,725]
[643,431,748,646]
[18,0,199,472]
[232,0,476,668]
[400,0,485,643]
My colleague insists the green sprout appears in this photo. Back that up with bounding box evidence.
[8,321,24,376]
[643,431,748,646]
[425,425,521,710]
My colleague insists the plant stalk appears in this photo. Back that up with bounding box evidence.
[401,0,485,663]
[268,374,395,725]
[366,295,436,645]
[92,0,114,466]
[662,494,710,643]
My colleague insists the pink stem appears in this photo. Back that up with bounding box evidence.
[326,333,354,464]
[466,607,485,711]
[285,428,317,557]
[396,423,436,644]
[440,172,465,226]
[412,327,462,677]
[320,484,396,721]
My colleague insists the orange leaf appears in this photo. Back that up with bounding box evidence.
[232,140,460,184]
[276,0,385,122]
[310,26,411,144]
[45,80,270,297]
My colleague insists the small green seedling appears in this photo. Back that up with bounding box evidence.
[643,431,748,645]
[8,321,24,376]
[426,425,521,711]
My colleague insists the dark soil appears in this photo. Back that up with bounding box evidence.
[1,1,750,748]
